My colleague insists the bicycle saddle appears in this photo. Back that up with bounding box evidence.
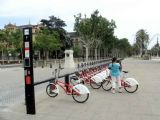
[122,71,128,73]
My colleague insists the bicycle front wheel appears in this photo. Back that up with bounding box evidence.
[124,84,138,93]
[102,79,112,91]
[46,84,58,97]
[72,90,89,103]
[90,80,102,89]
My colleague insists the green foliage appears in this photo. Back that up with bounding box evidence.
[74,10,117,60]
[0,11,136,59]
[132,43,140,55]
[73,45,81,57]
[40,16,72,49]
[116,38,132,56]
[0,30,5,50]
[10,29,23,51]
[74,16,93,45]
[0,28,23,57]
[150,39,160,56]
[34,28,62,51]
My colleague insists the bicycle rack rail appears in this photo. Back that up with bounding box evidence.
[34,58,123,86]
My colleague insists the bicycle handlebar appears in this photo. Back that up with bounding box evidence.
[122,71,128,73]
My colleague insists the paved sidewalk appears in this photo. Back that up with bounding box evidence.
[0,58,160,120]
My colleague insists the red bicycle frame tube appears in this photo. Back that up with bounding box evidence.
[56,80,81,95]
[108,76,130,88]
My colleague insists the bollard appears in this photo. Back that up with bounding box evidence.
[81,63,84,68]
[50,63,52,68]
[77,64,80,70]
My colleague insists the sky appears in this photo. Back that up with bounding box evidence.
[0,0,160,49]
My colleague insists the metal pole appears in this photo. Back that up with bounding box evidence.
[65,75,69,91]
[23,27,36,114]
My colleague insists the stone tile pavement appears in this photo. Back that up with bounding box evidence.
[0,58,160,120]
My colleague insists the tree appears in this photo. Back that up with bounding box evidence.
[90,10,103,60]
[0,29,11,60]
[73,44,81,58]
[150,40,160,57]
[74,14,94,61]
[135,29,149,57]
[132,43,140,56]
[40,16,72,50]
[91,13,116,59]
[74,10,116,61]
[116,38,132,57]
[0,30,5,60]
[34,28,62,60]
[10,29,23,58]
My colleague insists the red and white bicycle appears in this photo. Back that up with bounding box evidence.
[46,68,90,103]
[70,66,107,89]
[102,71,139,93]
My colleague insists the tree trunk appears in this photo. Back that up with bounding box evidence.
[98,49,100,60]
[1,48,4,65]
[42,50,46,67]
[94,48,97,60]
[140,48,143,57]
[55,50,57,60]
[46,51,49,60]
[85,47,89,62]
[38,51,41,60]
[104,48,107,59]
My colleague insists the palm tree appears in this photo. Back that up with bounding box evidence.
[135,29,149,57]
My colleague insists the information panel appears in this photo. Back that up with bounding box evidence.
[23,27,36,114]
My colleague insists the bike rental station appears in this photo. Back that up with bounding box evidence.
[23,27,139,115]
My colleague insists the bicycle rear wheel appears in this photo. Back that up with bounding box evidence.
[102,79,112,91]
[46,84,58,97]
[72,90,89,103]
[124,84,138,93]
[90,80,102,89]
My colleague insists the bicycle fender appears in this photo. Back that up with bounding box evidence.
[91,75,103,83]
[124,78,139,86]
[106,69,110,77]
[73,84,90,94]
[49,83,59,94]
[96,73,106,80]
[100,71,107,76]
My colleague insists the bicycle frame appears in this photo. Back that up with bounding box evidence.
[107,72,138,88]
[55,80,81,95]
[47,68,90,103]
[78,67,105,84]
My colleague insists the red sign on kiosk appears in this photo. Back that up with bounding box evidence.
[26,76,31,85]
